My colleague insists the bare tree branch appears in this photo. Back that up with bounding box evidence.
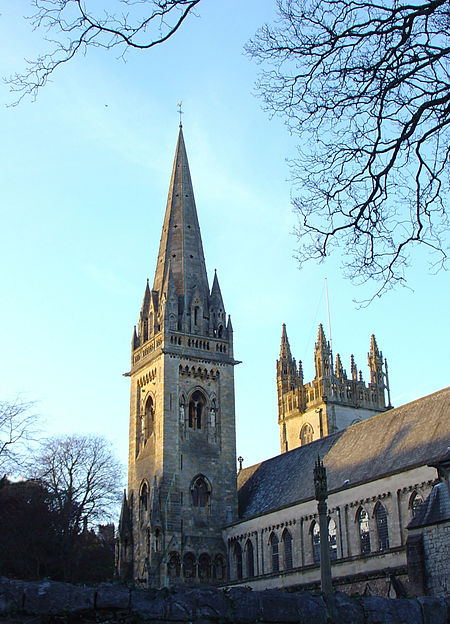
[31,434,124,533]
[247,0,450,299]
[8,0,201,104]
[0,399,39,474]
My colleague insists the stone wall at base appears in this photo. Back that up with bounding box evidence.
[0,578,449,624]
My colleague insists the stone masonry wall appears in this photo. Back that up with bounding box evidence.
[422,520,450,597]
[1,578,449,624]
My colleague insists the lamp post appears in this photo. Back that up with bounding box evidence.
[314,455,333,594]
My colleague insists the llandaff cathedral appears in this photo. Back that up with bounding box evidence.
[116,127,450,597]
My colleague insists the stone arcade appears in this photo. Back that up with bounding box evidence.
[116,127,449,595]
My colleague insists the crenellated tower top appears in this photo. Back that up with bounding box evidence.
[276,323,391,453]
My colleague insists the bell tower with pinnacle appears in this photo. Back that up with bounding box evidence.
[117,126,238,587]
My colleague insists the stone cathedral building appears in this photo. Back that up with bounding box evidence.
[117,127,450,595]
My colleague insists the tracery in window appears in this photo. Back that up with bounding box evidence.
[328,518,337,560]
[358,507,371,554]
[188,390,205,429]
[282,528,293,570]
[191,475,210,508]
[245,539,254,578]
[300,423,314,446]
[270,532,279,573]
[375,503,389,550]
[312,521,320,563]
[168,551,181,577]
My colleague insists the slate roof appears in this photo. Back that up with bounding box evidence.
[408,450,450,528]
[238,387,450,520]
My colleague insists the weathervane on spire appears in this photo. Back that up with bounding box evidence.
[177,101,183,127]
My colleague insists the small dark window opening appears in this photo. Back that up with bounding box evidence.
[194,306,199,325]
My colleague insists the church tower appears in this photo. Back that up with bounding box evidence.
[277,324,391,453]
[117,126,238,587]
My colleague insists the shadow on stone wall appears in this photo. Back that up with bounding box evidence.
[0,577,448,623]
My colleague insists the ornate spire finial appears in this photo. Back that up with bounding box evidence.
[177,100,183,127]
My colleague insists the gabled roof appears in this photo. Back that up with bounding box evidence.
[238,387,450,520]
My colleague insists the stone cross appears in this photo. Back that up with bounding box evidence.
[313,455,333,594]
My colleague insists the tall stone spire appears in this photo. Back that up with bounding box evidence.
[152,126,209,310]
[279,323,293,361]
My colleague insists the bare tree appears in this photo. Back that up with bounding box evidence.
[247,0,450,298]
[0,399,39,473]
[31,434,123,534]
[9,0,201,104]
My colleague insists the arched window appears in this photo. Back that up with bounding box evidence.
[312,522,320,563]
[282,529,293,570]
[198,553,211,580]
[358,508,371,554]
[410,492,424,518]
[245,539,254,578]
[143,395,154,439]
[140,482,148,513]
[375,503,389,550]
[234,542,243,580]
[300,423,314,445]
[214,554,226,581]
[191,475,210,508]
[183,552,196,578]
[188,390,205,429]
[168,551,181,577]
[270,532,279,573]
[328,518,337,560]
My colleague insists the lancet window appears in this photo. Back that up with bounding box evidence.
[183,552,196,578]
[188,390,205,429]
[245,539,255,578]
[375,503,389,550]
[328,518,337,560]
[282,529,293,570]
[234,543,243,580]
[270,532,279,573]
[358,508,371,554]
[168,552,181,577]
[191,475,210,508]
[300,423,314,446]
[312,522,320,563]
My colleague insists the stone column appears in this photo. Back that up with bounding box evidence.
[314,456,333,594]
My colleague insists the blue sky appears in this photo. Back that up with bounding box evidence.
[1,1,449,476]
